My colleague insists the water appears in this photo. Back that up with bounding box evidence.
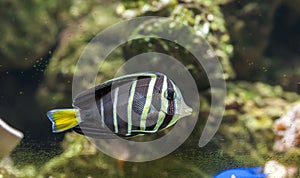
[1,0,300,177]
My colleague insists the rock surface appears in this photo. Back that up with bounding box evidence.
[274,105,300,152]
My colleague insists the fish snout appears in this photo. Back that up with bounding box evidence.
[184,107,193,115]
[180,103,193,117]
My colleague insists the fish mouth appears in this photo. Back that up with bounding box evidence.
[180,103,193,117]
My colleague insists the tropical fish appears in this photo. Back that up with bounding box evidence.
[47,72,193,138]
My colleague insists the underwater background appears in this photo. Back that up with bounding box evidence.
[1,0,300,177]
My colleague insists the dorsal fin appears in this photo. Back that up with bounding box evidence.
[73,72,158,109]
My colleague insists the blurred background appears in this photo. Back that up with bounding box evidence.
[0,0,300,177]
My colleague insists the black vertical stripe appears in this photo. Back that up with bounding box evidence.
[158,114,173,130]
[145,74,163,130]
[151,74,163,111]
[158,77,175,130]
[101,91,115,132]
[131,77,151,131]
[167,78,175,115]
[116,82,131,135]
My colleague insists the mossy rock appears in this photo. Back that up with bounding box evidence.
[36,1,121,110]
[118,0,235,84]
[0,167,17,178]
[37,0,237,110]
[21,81,300,177]
[0,0,76,70]
[220,0,282,79]
[216,81,300,174]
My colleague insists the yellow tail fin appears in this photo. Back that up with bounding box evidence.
[47,109,80,133]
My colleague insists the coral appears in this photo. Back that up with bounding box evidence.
[117,0,236,88]
[274,105,300,152]
[204,82,300,173]
[264,160,287,178]
[264,160,297,178]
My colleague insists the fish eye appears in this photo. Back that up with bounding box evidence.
[164,88,176,100]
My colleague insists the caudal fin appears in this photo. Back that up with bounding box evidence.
[47,109,80,133]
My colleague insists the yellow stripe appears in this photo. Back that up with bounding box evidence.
[113,87,119,133]
[127,80,137,135]
[153,75,168,131]
[111,73,156,82]
[140,76,157,131]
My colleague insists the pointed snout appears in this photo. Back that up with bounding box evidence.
[181,103,193,117]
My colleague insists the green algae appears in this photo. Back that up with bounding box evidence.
[3,82,297,178]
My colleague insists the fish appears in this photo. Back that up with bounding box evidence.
[47,72,193,138]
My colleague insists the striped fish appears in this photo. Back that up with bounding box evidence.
[47,72,193,138]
